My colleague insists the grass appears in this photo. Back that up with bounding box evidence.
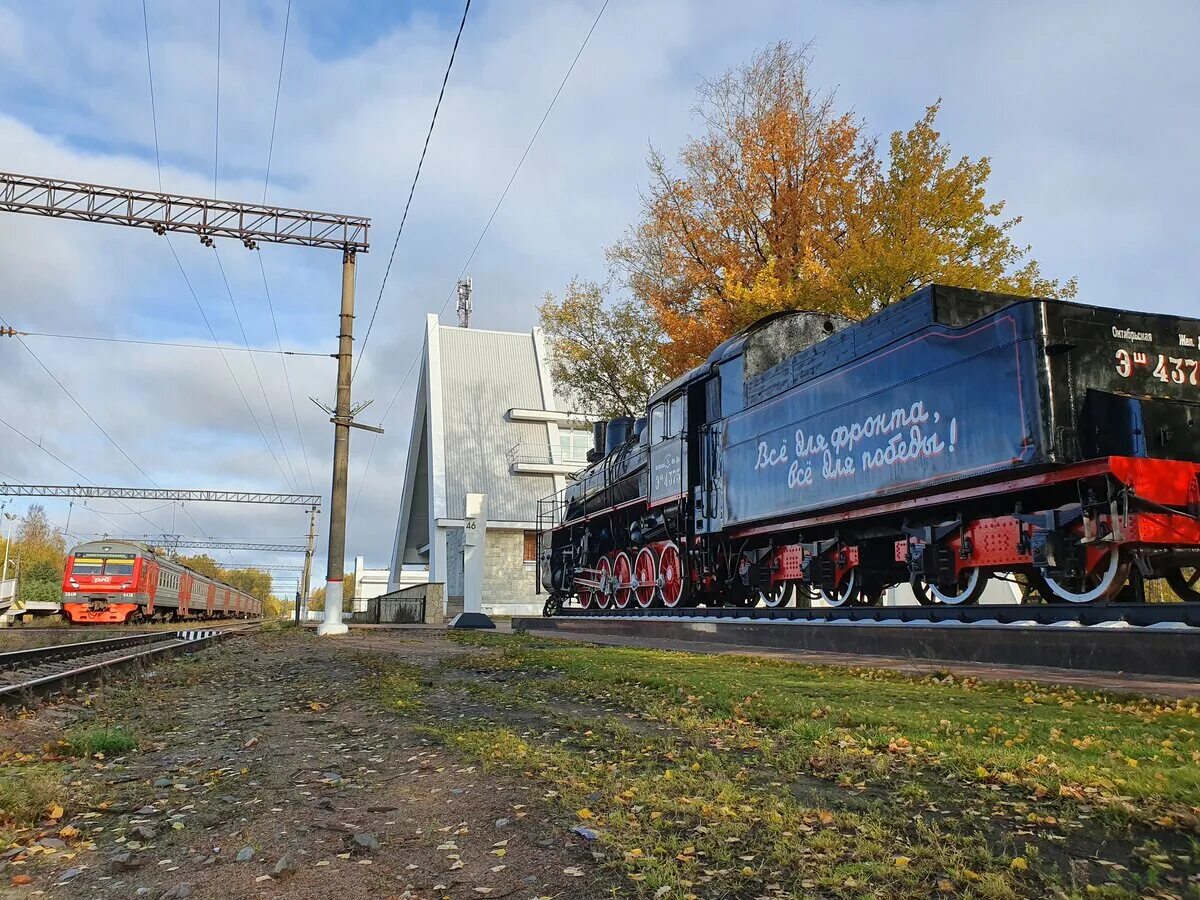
[63,725,137,758]
[445,632,1200,828]
[389,631,1200,898]
[0,764,67,833]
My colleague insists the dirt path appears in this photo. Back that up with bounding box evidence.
[0,629,611,899]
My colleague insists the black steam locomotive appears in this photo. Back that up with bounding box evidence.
[537,284,1200,611]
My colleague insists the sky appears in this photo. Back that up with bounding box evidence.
[0,0,1197,595]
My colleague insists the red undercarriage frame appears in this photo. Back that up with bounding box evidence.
[746,456,1200,590]
[62,602,142,624]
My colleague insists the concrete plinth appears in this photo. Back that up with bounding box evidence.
[448,612,496,630]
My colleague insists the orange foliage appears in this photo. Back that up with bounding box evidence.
[609,43,1075,376]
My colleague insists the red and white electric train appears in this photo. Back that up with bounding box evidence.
[61,540,261,624]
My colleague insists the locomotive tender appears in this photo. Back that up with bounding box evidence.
[537,284,1200,611]
[61,540,261,624]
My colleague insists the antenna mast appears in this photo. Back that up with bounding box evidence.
[456,277,473,328]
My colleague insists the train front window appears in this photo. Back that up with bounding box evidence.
[71,557,103,576]
[72,555,135,576]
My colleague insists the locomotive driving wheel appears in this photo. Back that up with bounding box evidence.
[1165,566,1200,602]
[595,555,614,609]
[912,567,987,606]
[633,547,657,608]
[658,542,686,609]
[613,552,633,610]
[759,582,793,608]
[817,569,860,607]
[576,575,594,610]
[1035,547,1129,604]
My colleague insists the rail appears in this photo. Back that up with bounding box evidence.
[0,622,260,703]
[554,603,1200,628]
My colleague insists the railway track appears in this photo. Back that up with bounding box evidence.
[553,602,1200,627]
[0,623,259,703]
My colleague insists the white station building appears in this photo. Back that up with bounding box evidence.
[388,314,593,618]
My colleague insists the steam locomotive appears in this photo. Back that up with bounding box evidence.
[536,284,1200,611]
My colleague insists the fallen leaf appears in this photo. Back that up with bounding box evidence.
[894,856,911,867]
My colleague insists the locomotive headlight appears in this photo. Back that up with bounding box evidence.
[68,578,78,588]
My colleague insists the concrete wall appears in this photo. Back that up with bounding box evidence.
[480,529,541,616]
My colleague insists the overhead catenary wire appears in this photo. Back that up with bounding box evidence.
[213,0,222,197]
[0,414,161,537]
[257,0,315,494]
[136,0,221,545]
[165,237,297,491]
[349,0,610,516]
[5,329,328,357]
[257,253,315,493]
[262,0,292,206]
[141,0,162,190]
[213,246,299,491]
[353,0,473,382]
[0,312,163,490]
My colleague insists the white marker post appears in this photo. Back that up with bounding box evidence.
[450,492,495,629]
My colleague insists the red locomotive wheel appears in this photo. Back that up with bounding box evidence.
[633,548,657,608]
[595,556,614,609]
[577,586,593,610]
[613,552,633,609]
[659,542,684,608]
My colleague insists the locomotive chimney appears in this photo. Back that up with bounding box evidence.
[588,420,607,462]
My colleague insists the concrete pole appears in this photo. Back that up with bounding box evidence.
[2,514,14,581]
[318,249,356,636]
[298,505,316,625]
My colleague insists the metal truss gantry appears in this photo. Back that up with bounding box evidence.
[0,484,321,507]
[0,172,369,252]
[151,537,306,553]
[0,169,369,637]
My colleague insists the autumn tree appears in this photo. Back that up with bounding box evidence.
[7,505,67,605]
[608,42,1075,376]
[538,279,669,418]
[176,553,275,614]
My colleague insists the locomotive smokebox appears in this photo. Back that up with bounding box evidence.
[605,416,635,455]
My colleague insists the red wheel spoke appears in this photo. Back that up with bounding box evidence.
[614,552,633,609]
[634,548,657,608]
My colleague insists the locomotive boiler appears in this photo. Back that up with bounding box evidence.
[537,284,1200,611]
